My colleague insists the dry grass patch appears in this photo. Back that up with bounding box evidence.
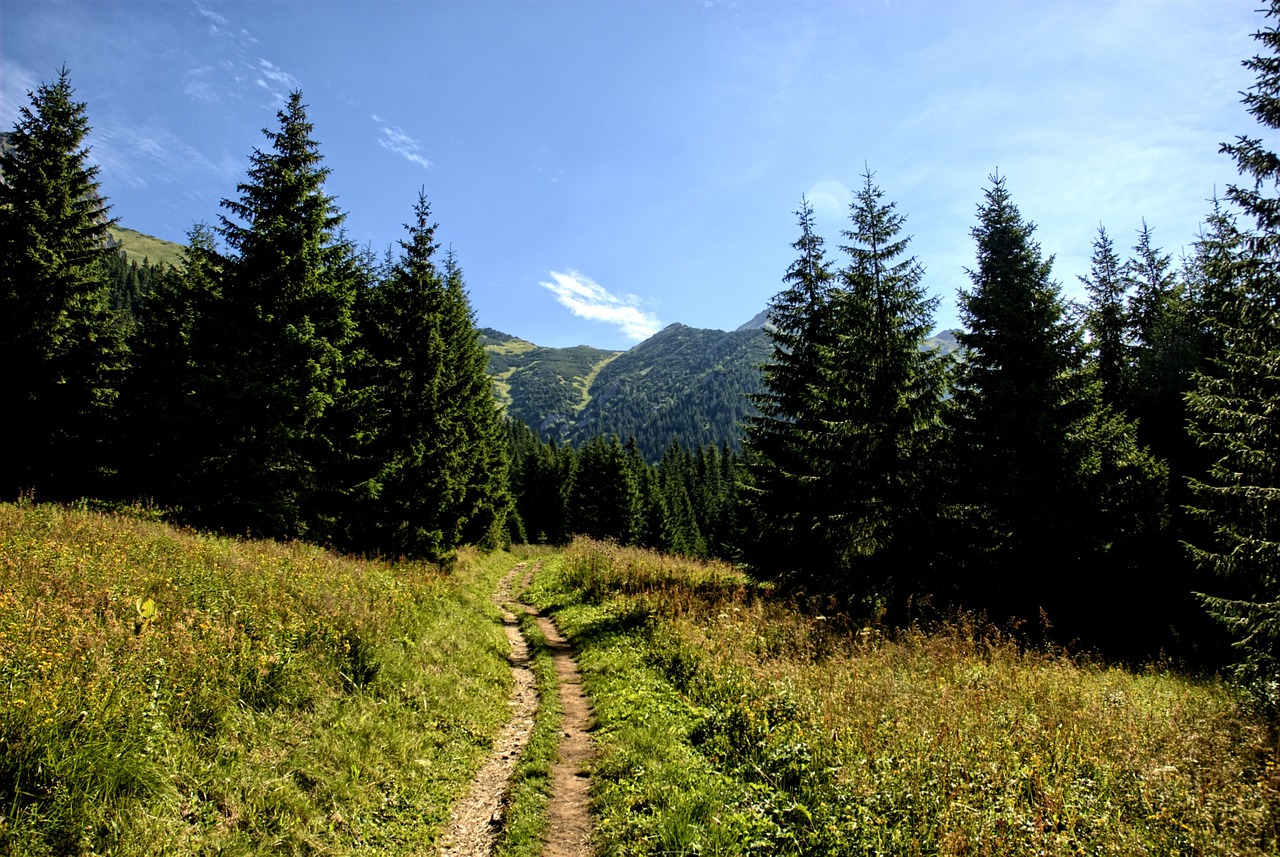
[529,539,1280,856]
[0,502,519,855]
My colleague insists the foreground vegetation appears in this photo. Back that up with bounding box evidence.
[527,540,1280,856]
[0,502,522,855]
[5,507,1278,855]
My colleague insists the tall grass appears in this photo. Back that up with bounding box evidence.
[528,538,1280,856]
[0,502,518,855]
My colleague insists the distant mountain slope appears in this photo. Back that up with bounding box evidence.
[479,329,621,436]
[566,322,771,457]
[485,318,963,461]
[107,226,186,268]
[482,323,767,460]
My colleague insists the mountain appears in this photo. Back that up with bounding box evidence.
[107,226,186,268]
[567,322,773,457]
[482,323,769,460]
[485,319,964,461]
[479,329,621,437]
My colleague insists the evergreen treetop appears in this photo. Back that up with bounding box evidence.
[190,90,359,537]
[1187,0,1280,694]
[0,66,125,500]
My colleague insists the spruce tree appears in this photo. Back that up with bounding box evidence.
[355,193,509,559]
[442,250,512,550]
[1125,223,1179,354]
[0,67,126,500]
[818,170,949,598]
[950,174,1095,616]
[1187,0,1280,691]
[953,175,1166,636]
[743,197,838,580]
[1080,225,1131,412]
[189,91,358,537]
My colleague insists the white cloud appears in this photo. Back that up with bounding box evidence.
[256,59,300,105]
[540,271,661,341]
[182,65,222,102]
[0,61,39,128]
[194,2,229,30]
[373,117,432,169]
[91,123,240,190]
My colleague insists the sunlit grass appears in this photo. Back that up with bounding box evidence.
[0,501,519,855]
[108,226,185,268]
[527,538,1280,856]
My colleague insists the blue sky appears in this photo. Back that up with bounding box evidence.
[2,0,1261,350]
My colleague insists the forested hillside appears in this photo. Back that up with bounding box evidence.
[485,323,770,461]
[480,328,619,437]
[486,320,959,461]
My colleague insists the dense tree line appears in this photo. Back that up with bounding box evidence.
[10,0,1280,682]
[0,76,508,562]
[737,4,1280,674]
[507,421,745,561]
[738,166,1225,655]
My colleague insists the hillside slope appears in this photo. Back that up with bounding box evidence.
[566,322,771,456]
[107,225,186,268]
[485,320,961,460]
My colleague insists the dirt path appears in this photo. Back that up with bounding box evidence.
[534,612,595,857]
[438,565,538,857]
[438,561,596,857]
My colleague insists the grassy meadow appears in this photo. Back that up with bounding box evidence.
[525,539,1280,856]
[5,504,1279,856]
[0,502,523,855]
[107,226,186,269]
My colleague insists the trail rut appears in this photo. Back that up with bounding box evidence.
[438,561,595,857]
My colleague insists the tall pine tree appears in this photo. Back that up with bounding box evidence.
[188,91,358,538]
[949,173,1096,617]
[1081,225,1131,412]
[354,193,509,559]
[818,170,949,599]
[953,175,1166,638]
[442,250,512,550]
[743,197,839,581]
[0,68,126,500]
[1187,0,1280,693]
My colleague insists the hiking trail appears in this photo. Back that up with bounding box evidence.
[438,561,595,857]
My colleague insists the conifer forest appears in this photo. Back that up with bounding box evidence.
[9,5,1280,694]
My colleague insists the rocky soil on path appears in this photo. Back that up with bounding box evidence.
[439,561,596,857]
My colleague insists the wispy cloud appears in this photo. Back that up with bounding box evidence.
[92,123,241,190]
[0,60,38,128]
[256,59,300,105]
[373,115,432,169]
[194,2,229,31]
[540,271,661,341]
[183,5,271,105]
